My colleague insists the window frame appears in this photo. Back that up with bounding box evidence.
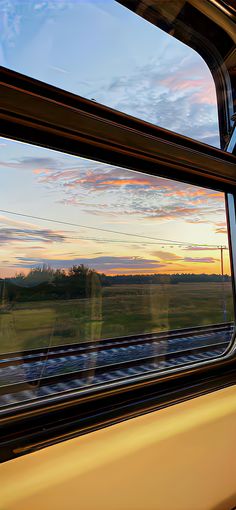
[0,0,236,460]
[117,0,236,149]
[1,66,236,191]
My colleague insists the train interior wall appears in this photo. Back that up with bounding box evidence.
[1,385,236,510]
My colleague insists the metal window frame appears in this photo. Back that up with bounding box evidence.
[1,67,236,187]
[117,0,236,149]
[1,62,236,461]
[225,115,236,325]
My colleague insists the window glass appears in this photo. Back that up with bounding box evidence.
[0,137,233,408]
[0,0,219,147]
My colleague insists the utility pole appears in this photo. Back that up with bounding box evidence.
[220,246,225,277]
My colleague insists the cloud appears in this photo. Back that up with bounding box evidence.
[215,227,227,234]
[0,149,225,227]
[0,214,36,228]
[183,257,217,263]
[152,250,220,264]
[0,228,66,244]
[183,246,220,251]
[35,165,162,191]
[12,253,219,275]
[0,156,58,170]
[159,72,216,106]
[152,251,181,261]
[92,53,219,147]
[214,222,228,234]
[34,163,222,199]
[14,255,167,273]
[19,157,58,168]
[121,202,224,224]
[29,159,225,224]
[26,245,45,250]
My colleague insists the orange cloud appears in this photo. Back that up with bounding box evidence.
[192,86,217,106]
[159,73,216,106]
[152,251,181,261]
[160,76,203,91]
[33,168,50,174]
[214,222,228,234]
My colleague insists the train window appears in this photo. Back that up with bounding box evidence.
[0,0,220,147]
[0,136,234,409]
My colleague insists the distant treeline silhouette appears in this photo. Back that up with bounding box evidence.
[0,265,100,303]
[100,273,231,286]
[0,265,231,303]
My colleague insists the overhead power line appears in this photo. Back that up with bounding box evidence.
[0,208,227,249]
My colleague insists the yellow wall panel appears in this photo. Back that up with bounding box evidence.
[1,385,236,510]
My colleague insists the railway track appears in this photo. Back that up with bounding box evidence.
[0,322,234,408]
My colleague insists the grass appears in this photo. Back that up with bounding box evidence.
[0,282,234,354]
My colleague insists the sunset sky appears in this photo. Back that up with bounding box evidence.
[0,137,230,277]
[0,0,230,278]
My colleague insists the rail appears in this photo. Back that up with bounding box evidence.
[0,322,233,408]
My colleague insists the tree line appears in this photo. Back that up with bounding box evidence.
[0,265,231,303]
[101,273,231,286]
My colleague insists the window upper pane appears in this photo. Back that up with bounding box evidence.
[0,137,233,409]
[0,0,220,147]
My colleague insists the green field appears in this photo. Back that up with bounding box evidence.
[0,282,233,354]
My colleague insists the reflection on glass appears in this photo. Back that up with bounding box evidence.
[0,0,219,147]
[0,138,233,407]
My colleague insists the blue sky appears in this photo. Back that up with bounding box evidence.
[0,0,220,146]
